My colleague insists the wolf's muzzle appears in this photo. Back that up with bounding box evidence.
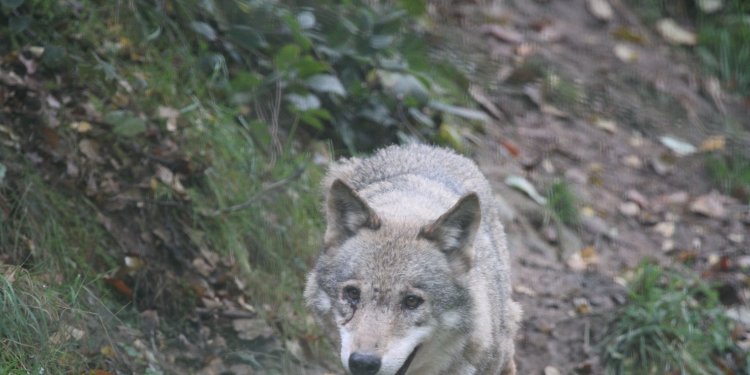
[349,352,381,375]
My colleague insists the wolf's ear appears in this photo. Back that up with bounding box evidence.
[419,193,481,274]
[325,179,381,246]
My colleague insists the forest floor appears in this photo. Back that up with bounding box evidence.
[435,0,750,373]
[1,0,748,374]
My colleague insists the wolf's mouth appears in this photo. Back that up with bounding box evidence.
[394,345,420,375]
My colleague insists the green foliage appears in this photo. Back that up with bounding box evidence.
[546,179,579,227]
[696,0,750,95]
[603,263,737,375]
[0,267,113,374]
[136,0,473,153]
[186,110,331,366]
[706,154,750,202]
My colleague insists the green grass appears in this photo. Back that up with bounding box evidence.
[603,263,739,375]
[546,179,579,227]
[0,171,117,278]
[696,0,750,95]
[0,266,117,374]
[706,154,750,203]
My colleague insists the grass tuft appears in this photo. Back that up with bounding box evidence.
[603,263,737,375]
[705,154,750,202]
[546,179,579,227]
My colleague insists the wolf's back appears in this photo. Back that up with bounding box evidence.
[323,144,497,216]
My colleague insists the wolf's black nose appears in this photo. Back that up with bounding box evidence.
[349,352,381,375]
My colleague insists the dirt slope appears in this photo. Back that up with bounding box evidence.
[428,0,750,373]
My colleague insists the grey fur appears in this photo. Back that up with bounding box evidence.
[305,144,521,375]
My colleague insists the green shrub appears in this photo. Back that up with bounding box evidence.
[603,263,738,375]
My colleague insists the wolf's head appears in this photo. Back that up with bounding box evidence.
[305,179,480,375]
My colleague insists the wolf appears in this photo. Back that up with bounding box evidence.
[304,144,521,375]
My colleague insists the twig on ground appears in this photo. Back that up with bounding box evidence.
[201,166,305,217]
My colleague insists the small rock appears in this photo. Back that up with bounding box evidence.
[515,284,538,296]
[689,191,727,219]
[538,321,555,335]
[650,156,672,175]
[653,191,689,206]
[622,154,643,169]
[619,201,640,216]
[653,221,675,237]
[544,365,562,375]
[565,168,588,185]
[626,189,649,207]
[542,158,556,174]
[726,307,750,326]
[698,0,723,13]
[614,44,638,62]
[586,0,614,21]
[728,233,744,244]
[543,225,558,243]
[661,239,675,252]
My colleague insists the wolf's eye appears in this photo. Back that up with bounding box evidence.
[403,295,423,310]
[343,286,360,305]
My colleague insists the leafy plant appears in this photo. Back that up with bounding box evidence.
[603,263,739,375]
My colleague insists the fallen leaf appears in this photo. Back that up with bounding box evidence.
[505,175,547,205]
[469,85,505,120]
[675,249,698,262]
[580,246,599,265]
[653,221,675,237]
[514,284,537,296]
[499,139,521,157]
[70,121,93,133]
[573,297,591,314]
[157,106,179,132]
[567,253,586,271]
[481,24,524,44]
[193,257,213,277]
[656,18,696,46]
[592,118,618,133]
[124,256,145,273]
[659,135,697,156]
[699,135,726,152]
[79,139,104,163]
[622,154,643,169]
[612,26,646,44]
[232,318,274,341]
[104,277,133,299]
[155,164,187,196]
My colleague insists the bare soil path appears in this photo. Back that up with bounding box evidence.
[429,0,750,373]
